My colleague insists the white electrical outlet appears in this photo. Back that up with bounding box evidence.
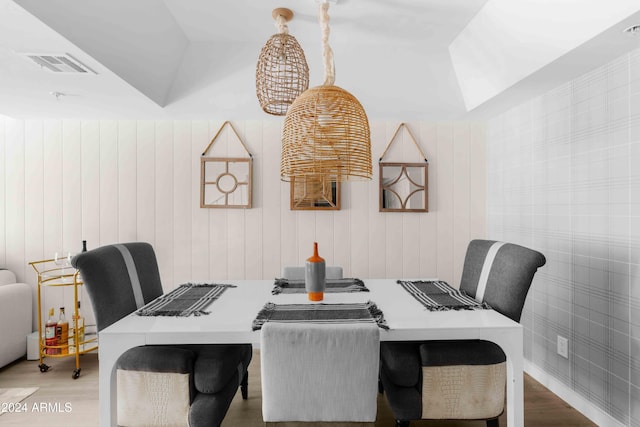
[557,335,569,359]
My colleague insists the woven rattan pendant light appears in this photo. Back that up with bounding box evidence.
[280,1,372,182]
[256,8,309,116]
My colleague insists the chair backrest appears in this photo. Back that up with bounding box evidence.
[459,239,545,322]
[260,322,379,423]
[71,242,164,331]
[281,266,343,280]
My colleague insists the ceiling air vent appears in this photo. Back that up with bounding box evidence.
[21,52,97,74]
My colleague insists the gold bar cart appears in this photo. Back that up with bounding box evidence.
[29,258,98,379]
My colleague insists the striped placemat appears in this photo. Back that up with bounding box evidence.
[136,283,236,317]
[272,278,369,294]
[252,301,388,331]
[397,280,491,311]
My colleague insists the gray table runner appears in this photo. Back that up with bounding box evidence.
[136,283,236,317]
[272,278,368,295]
[397,280,491,311]
[252,301,388,331]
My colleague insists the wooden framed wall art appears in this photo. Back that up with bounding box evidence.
[290,175,340,210]
[379,123,428,213]
[200,121,253,209]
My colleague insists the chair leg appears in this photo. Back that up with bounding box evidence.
[241,371,249,400]
[486,418,499,427]
[396,420,410,427]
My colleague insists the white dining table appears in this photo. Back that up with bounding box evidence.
[98,278,524,427]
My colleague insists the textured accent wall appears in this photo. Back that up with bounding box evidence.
[487,49,640,425]
[0,119,485,329]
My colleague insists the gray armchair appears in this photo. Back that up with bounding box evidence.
[379,239,546,427]
[72,242,252,427]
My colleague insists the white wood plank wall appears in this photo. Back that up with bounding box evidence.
[0,119,485,329]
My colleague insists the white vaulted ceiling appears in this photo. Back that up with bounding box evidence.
[1,0,639,120]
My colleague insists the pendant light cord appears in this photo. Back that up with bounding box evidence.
[320,2,335,86]
[275,13,289,34]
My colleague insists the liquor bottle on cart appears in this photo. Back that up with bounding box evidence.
[71,301,85,351]
[45,308,57,355]
[57,307,69,355]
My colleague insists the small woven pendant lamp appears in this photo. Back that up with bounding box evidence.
[281,1,372,182]
[256,8,309,116]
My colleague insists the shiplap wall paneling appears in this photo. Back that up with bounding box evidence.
[368,121,387,279]
[452,125,471,286]
[469,123,487,244]
[226,211,245,280]
[173,120,192,286]
[24,121,44,292]
[349,169,371,278]
[172,121,192,286]
[71,121,92,326]
[226,121,247,280]
[333,197,350,272]
[99,121,118,246]
[436,123,454,285]
[418,123,438,279]
[6,121,26,288]
[118,121,138,244]
[61,121,82,270]
[380,122,409,278]
[261,120,281,279]
[155,121,175,290]
[244,120,263,279]
[62,120,92,327]
[45,120,78,323]
[136,121,156,249]
[279,147,297,272]
[43,121,62,264]
[191,120,210,281]
[401,123,423,279]
[208,121,228,281]
[383,122,404,279]
[296,211,317,266]
[25,121,48,325]
[313,211,332,266]
[344,123,373,278]
[0,118,486,332]
[81,121,100,262]
[59,120,87,326]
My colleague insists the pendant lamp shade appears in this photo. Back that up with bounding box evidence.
[256,8,309,116]
[280,2,372,182]
[281,85,371,181]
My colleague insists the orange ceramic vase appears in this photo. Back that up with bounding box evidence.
[305,242,326,301]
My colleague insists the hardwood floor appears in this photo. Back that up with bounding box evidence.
[0,353,98,426]
[0,351,596,427]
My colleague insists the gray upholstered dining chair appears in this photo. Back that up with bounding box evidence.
[71,242,252,427]
[379,239,546,427]
[261,321,380,425]
[281,265,343,280]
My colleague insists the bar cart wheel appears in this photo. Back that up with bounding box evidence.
[72,368,81,379]
[39,363,50,373]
